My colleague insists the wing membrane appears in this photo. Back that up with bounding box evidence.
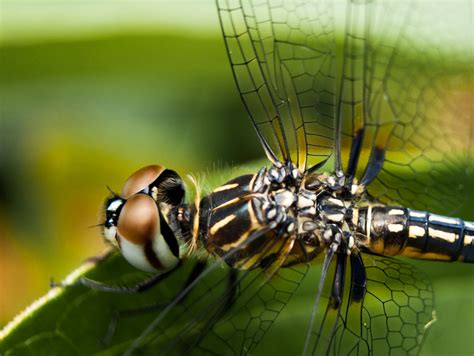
[218,0,473,214]
[339,1,473,215]
[106,231,309,355]
[125,264,309,355]
[217,0,337,171]
[306,254,434,355]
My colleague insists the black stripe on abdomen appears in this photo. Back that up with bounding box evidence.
[404,210,467,261]
[355,206,474,262]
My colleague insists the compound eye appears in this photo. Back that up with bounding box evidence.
[115,193,180,273]
[117,194,159,245]
[121,165,165,199]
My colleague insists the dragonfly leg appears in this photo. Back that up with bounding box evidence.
[51,262,182,293]
[102,260,207,345]
[49,249,116,291]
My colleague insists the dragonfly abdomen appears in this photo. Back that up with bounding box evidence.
[354,206,474,262]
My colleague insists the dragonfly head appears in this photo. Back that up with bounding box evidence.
[103,165,184,273]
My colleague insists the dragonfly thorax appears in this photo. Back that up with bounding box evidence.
[191,164,360,269]
[297,171,358,255]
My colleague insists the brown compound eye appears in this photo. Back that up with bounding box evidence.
[115,193,180,273]
[121,165,165,199]
[117,194,159,245]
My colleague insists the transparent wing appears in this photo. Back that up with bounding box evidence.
[338,1,473,215]
[107,233,310,355]
[55,251,432,355]
[306,254,434,355]
[217,0,337,171]
[218,0,473,215]
[143,263,309,355]
[125,252,433,355]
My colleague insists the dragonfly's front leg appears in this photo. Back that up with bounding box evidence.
[103,260,209,345]
[50,254,182,294]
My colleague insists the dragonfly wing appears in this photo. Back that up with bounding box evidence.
[345,1,473,215]
[303,253,434,355]
[116,230,309,355]
[217,0,338,171]
[361,255,434,355]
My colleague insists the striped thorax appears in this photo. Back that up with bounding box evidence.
[195,166,357,269]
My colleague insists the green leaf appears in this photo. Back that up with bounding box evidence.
[0,251,154,354]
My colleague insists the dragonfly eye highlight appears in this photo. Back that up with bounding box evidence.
[121,165,165,199]
[120,164,185,208]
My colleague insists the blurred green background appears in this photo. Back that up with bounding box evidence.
[0,0,472,354]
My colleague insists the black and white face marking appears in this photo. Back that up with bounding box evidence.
[103,196,125,246]
[102,165,184,274]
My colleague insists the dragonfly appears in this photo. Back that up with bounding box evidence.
[62,0,473,354]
